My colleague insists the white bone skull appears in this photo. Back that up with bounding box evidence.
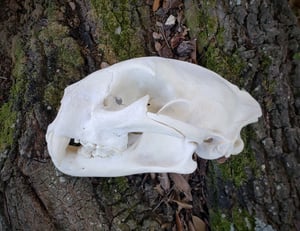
[46,57,262,177]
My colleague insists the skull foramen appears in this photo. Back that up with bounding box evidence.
[46,57,262,177]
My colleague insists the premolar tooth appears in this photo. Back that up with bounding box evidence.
[78,141,96,158]
[93,145,115,158]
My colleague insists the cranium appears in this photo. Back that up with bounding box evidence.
[46,57,262,177]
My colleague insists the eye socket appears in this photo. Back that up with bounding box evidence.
[103,95,125,110]
[203,138,213,143]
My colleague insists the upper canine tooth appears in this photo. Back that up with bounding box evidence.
[69,138,81,146]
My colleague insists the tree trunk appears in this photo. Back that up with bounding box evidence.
[0,0,299,230]
[190,1,300,230]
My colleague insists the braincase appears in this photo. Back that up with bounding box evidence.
[98,57,259,136]
[103,67,176,113]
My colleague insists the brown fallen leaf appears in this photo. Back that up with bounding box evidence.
[170,33,185,49]
[188,220,197,231]
[161,222,172,229]
[171,199,193,210]
[159,44,174,58]
[154,184,164,196]
[158,173,170,191]
[175,211,183,231]
[152,31,163,40]
[154,41,162,52]
[169,173,193,201]
[176,9,184,25]
[152,0,161,11]
[150,172,156,180]
[192,215,206,231]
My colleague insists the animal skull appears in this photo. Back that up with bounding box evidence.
[46,57,262,177]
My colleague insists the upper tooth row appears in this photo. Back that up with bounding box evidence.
[74,139,122,158]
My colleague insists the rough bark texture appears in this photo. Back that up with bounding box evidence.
[0,0,299,231]
[195,1,300,230]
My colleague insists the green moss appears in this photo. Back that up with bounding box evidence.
[210,207,254,231]
[232,207,254,230]
[260,55,277,93]
[204,46,245,84]
[0,37,26,151]
[185,1,245,84]
[43,84,64,109]
[217,129,259,186]
[293,52,300,60]
[0,103,17,151]
[38,22,69,56]
[260,54,272,70]
[11,37,26,100]
[91,0,145,62]
[208,129,258,229]
[44,1,58,21]
[185,2,258,229]
[57,37,84,72]
[38,22,84,108]
[185,0,218,53]
[209,209,232,230]
[101,177,129,202]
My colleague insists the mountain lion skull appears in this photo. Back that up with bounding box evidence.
[46,57,262,177]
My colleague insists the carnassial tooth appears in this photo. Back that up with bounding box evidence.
[92,145,116,158]
[78,141,96,158]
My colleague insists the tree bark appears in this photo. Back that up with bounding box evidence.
[0,0,299,230]
[190,1,300,230]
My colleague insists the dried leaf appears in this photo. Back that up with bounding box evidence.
[152,31,163,40]
[172,225,176,231]
[152,0,161,11]
[154,184,164,196]
[165,15,176,26]
[158,173,170,191]
[150,172,156,179]
[176,10,184,24]
[175,212,183,231]
[68,2,76,11]
[156,21,163,27]
[181,27,189,37]
[155,41,162,52]
[170,33,184,49]
[192,215,206,231]
[176,41,194,57]
[188,221,197,231]
[159,44,174,58]
[171,199,193,210]
[169,173,192,201]
[161,222,172,229]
